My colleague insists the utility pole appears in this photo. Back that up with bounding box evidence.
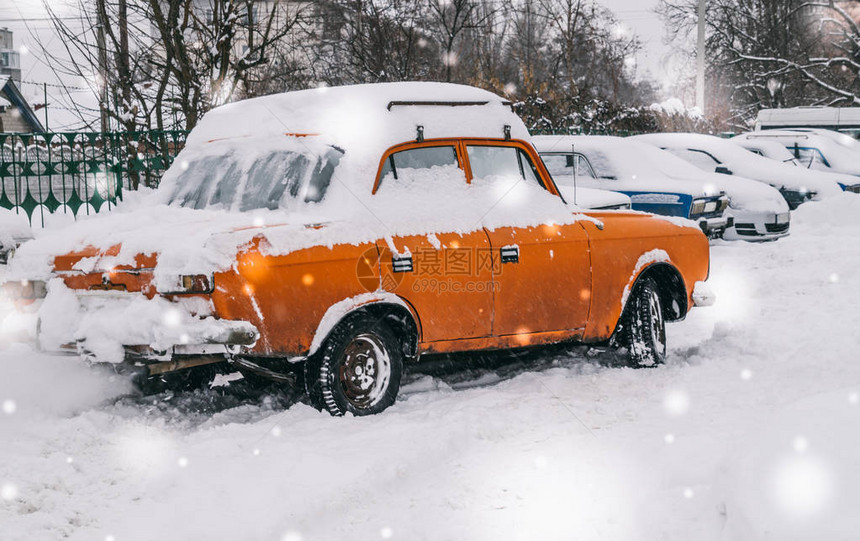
[696,0,706,114]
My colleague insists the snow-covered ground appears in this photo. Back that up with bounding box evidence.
[1,194,859,541]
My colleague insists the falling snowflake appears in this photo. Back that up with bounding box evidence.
[772,456,833,516]
[683,487,694,499]
[380,527,394,539]
[664,433,675,444]
[163,308,182,328]
[740,369,753,381]
[1,483,18,501]
[792,436,809,453]
[2,399,16,415]
[177,457,189,468]
[281,531,302,541]
[663,390,690,416]
[271,426,282,437]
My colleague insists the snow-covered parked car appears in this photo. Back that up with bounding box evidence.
[633,133,844,209]
[733,130,860,192]
[535,135,729,237]
[0,209,33,266]
[534,135,790,241]
[2,83,712,416]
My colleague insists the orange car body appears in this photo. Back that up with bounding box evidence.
[4,83,710,374]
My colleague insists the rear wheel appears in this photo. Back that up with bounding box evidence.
[304,312,403,416]
[618,277,666,367]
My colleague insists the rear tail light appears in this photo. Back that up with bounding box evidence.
[2,280,48,300]
[158,274,213,294]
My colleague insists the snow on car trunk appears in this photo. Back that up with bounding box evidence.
[1,193,858,539]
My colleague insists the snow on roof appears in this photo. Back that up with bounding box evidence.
[732,138,797,162]
[185,82,525,153]
[632,133,843,196]
[163,82,529,210]
[535,135,788,212]
[734,130,860,174]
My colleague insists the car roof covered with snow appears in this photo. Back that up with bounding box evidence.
[632,133,844,197]
[733,130,860,177]
[533,135,786,212]
[733,138,800,164]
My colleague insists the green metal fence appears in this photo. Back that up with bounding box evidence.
[0,130,188,226]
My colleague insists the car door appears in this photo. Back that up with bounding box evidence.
[373,141,495,342]
[464,141,592,338]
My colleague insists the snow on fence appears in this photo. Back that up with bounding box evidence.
[0,130,188,226]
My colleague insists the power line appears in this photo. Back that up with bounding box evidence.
[17,80,93,92]
[0,16,90,22]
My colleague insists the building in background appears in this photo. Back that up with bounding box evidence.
[0,28,22,83]
[0,76,45,133]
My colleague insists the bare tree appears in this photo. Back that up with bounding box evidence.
[659,0,860,127]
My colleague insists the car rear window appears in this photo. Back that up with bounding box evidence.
[168,146,343,211]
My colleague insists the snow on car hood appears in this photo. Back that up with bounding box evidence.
[632,133,843,197]
[534,135,787,213]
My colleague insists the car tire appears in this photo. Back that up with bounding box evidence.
[304,312,403,416]
[618,277,666,367]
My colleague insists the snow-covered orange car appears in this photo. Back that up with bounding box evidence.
[4,83,713,416]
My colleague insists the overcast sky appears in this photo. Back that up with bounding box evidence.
[1,0,685,130]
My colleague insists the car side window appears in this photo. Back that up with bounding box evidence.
[378,145,459,187]
[791,146,829,169]
[467,145,543,187]
[540,153,597,184]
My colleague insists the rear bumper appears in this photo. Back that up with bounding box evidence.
[36,281,259,363]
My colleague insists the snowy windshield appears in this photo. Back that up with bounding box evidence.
[166,146,344,211]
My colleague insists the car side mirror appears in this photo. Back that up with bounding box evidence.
[715,166,733,175]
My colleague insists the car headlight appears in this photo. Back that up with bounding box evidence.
[690,199,706,215]
[158,274,214,294]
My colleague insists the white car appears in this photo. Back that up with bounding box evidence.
[533,135,790,241]
[734,130,860,192]
[633,133,844,209]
